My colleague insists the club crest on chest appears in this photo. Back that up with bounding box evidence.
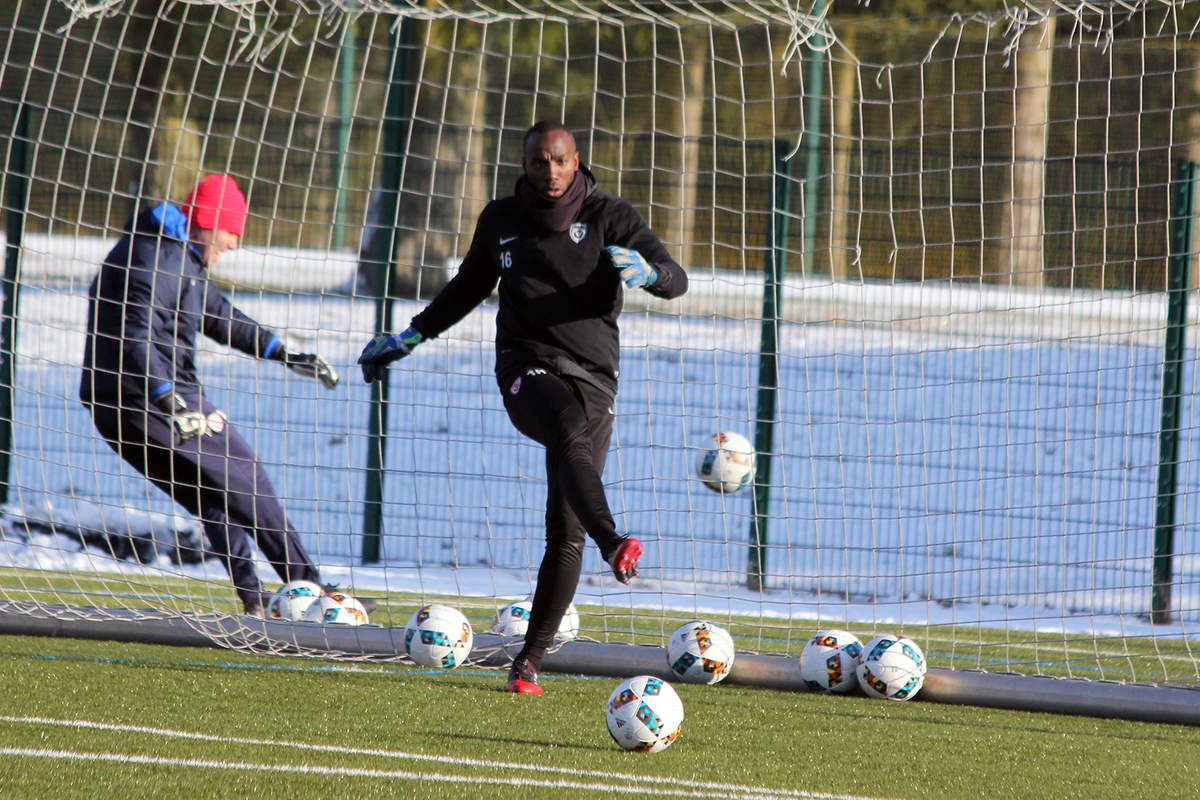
[568,222,587,244]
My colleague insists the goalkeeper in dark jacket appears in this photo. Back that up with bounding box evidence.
[358,121,688,694]
[80,174,339,616]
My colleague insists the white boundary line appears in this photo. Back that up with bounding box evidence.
[0,715,899,800]
[0,747,790,798]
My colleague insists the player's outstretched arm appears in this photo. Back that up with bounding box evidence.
[357,207,502,385]
[357,325,424,383]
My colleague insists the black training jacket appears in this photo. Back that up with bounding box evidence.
[79,202,281,410]
[410,171,687,396]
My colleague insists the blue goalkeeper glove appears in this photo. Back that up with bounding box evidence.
[606,245,658,289]
[358,326,423,383]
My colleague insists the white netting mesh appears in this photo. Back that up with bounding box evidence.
[0,0,1197,685]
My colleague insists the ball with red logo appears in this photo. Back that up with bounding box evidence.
[665,619,736,685]
[695,431,756,493]
[605,675,684,753]
[799,629,864,694]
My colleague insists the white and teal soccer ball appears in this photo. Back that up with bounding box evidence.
[799,629,863,694]
[405,604,474,669]
[489,598,533,637]
[301,594,368,625]
[334,594,370,624]
[696,431,756,493]
[319,586,369,622]
[605,675,684,753]
[489,597,579,642]
[267,580,323,621]
[666,620,736,684]
[856,634,927,700]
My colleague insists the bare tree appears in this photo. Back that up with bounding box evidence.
[829,35,858,282]
[998,12,1055,289]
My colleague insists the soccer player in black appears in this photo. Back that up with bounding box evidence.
[359,121,688,694]
[80,174,341,616]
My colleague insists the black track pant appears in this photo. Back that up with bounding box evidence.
[89,397,321,607]
[501,368,623,670]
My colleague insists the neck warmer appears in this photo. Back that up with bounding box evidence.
[516,169,588,232]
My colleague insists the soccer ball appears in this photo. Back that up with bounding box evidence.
[696,432,756,493]
[489,599,533,637]
[301,594,368,625]
[333,594,370,624]
[267,580,323,621]
[405,604,474,669]
[320,586,366,613]
[856,634,927,700]
[557,603,580,641]
[665,620,736,684]
[799,629,863,694]
[489,597,579,642]
[605,675,684,753]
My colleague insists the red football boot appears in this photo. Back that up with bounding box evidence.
[506,658,543,695]
[609,536,643,585]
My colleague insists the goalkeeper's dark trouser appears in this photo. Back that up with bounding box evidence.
[501,368,621,669]
[90,397,321,607]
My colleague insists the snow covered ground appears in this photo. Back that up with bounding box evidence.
[1,235,1198,644]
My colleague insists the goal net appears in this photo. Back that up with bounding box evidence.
[2,0,1198,703]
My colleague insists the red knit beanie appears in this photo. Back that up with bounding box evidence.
[182,174,248,236]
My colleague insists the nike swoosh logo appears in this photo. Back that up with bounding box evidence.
[500,236,518,245]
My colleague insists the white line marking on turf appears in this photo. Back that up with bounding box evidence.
[0,715,897,800]
[0,747,796,798]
